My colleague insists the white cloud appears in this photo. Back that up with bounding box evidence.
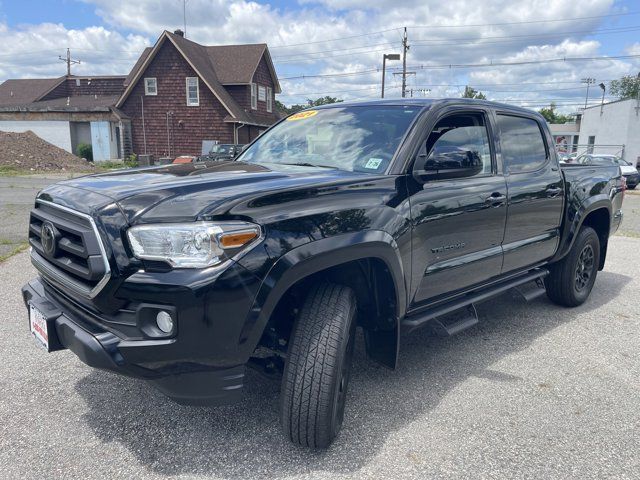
[1,0,639,113]
[0,22,150,78]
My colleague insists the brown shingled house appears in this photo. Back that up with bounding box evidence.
[0,29,281,161]
[117,29,281,158]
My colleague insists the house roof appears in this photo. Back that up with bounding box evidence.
[124,47,152,86]
[0,77,65,106]
[0,94,121,113]
[116,31,281,124]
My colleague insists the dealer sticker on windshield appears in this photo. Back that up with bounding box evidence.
[287,110,319,121]
[364,158,383,169]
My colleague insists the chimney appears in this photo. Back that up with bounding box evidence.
[174,29,184,37]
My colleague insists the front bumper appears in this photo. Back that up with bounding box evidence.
[22,278,245,406]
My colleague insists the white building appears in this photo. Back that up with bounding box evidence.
[577,98,640,167]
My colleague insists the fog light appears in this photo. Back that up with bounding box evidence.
[156,311,174,333]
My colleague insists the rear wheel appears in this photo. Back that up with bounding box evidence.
[280,283,357,448]
[546,226,600,307]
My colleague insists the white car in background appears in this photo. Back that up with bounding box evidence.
[576,154,639,189]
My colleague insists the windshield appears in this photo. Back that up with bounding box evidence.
[239,105,421,173]
[210,144,233,154]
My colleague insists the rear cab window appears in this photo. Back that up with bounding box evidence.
[497,114,548,173]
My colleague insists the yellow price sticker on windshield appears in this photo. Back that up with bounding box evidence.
[287,110,319,121]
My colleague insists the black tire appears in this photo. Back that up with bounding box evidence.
[629,184,637,190]
[546,226,600,307]
[280,283,357,449]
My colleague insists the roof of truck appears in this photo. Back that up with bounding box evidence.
[312,98,541,117]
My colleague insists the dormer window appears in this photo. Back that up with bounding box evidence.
[144,77,157,96]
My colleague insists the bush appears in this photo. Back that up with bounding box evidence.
[124,153,138,168]
[77,143,93,162]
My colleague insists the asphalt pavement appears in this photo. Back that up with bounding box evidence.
[1,238,639,478]
[1,174,639,479]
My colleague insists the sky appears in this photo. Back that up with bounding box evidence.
[0,0,639,113]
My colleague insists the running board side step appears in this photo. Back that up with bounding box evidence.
[401,268,549,335]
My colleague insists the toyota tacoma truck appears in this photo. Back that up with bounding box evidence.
[22,99,625,448]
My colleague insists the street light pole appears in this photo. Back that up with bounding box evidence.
[599,82,606,116]
[381,53,400,98]
[581,77,596,109]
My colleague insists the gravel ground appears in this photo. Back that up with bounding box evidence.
[618,189,640,238]
[0,174,80,258]
[1,234,639,479]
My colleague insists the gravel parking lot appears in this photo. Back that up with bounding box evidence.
[0,178,639,479]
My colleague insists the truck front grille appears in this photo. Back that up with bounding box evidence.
[28,200,110,298]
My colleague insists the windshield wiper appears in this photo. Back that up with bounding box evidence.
[279,162,339,169]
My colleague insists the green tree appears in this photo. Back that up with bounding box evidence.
[609,75,640,100]
[462,86,486,99]
[538,102,571,124]
[276,96,343,115]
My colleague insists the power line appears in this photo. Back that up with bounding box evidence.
[411,25,640,45]
[273,24,640,63]
[269,11,639,50]
[279,54,640,80]
[409,11,640,29]
[269,27,403,49]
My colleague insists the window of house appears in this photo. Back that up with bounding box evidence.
[186,77,199,106]
[144,78,157,96]
[258,85,266,102]
[266,87,273,113]
[251,83,257,110]
[497,114,548,173]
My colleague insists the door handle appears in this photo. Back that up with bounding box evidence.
[545,187,562,197]
[485,193,506,205]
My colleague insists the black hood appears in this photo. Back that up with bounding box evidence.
[39,161,376,223]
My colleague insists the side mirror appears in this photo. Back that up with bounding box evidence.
[413,150,483,182]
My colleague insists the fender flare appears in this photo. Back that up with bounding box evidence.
[552,196,612,263]
[238,230,407,363]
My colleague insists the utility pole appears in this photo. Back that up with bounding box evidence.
[59,48,81,76]
[401,27,409,98]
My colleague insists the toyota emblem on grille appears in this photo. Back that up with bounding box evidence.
[40,221,57,257]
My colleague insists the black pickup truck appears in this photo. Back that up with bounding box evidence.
[22,99,625,448]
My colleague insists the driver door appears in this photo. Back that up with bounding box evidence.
[408,107,508,307]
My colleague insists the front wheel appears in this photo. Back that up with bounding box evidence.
[280,283,357,448]
[545,226,600,307]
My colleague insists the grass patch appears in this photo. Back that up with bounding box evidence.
[0,242,28,263]
[615,230,640,238]
[0,165,26,176]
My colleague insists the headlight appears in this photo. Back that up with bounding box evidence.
[126,221,261,268]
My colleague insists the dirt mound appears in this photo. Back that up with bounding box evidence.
[0,130,95,172]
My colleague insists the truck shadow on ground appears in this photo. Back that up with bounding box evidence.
[74,271,631,479]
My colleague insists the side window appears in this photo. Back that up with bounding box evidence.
[497,115,547,173]
[186,77,199,106]
[423,112,492,178]
[250,83,257,110]
[144,78,157,96]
